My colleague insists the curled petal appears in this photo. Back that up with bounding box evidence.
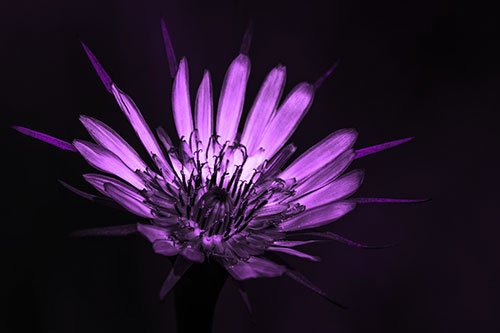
[73,140,145,189]
[216,54,250,144]
[278,201,356,232]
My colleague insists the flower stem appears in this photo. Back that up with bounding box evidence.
[173,261,228,333]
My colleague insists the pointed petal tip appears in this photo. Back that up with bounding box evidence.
[80,41,113,93]
[314,60,340,90]
[160,18,178,78]
[355,136,415,159]
[239,19,254,55]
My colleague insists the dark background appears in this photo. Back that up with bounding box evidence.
[2,0,497,332]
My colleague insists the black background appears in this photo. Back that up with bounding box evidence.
[2,0,497,332]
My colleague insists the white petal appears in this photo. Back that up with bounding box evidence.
[240,65,286,154]
[74,140,144,189]
[195,70,213,152]
[278,201,356,232]
[295,170,364,210]
[258,83,314,161]
[280,128,357,181]
[216,54,250,144]
[79,115,148,172]
[172,57,194,140]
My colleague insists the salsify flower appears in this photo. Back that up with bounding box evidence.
[14,21,424,308]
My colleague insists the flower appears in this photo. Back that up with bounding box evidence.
[14,21,424,307]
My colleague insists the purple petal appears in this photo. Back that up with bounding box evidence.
[280,128,357,181]
[216,54,251,144]
[104,183,154,218]
[293,231,396,249]
[13,126,76,152]
[160,19,178,78]
[240,65,286,155]
[285,269,347,309]
[355,137,414,159]
[225,256,286,280]
[295,169,364,209]
[233,280,253,317]
[239,20,253,55]
[73,140,145,189]
[313,60,339,90]
[58,179,121,209]
[110,84,173,180]
[137,223,169,243]
[181,246,205,263]
[79,115,148,172]
[278,201,356,232]
[273,240,322,247]
[195,70,213,150]
[267,246,321,262]
[71,224,137,237]
[172,58,194,140]
[293,149,355,195]
[153,240,179,256]
[80,41,113,93]
[354,197,429,203]
[159,256,193,300]
[258,83,314,161]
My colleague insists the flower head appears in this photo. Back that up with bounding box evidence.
[14,21,424,306]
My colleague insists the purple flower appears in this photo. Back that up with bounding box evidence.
[14,22,424,306]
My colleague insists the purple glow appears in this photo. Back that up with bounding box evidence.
[14,21,425,307]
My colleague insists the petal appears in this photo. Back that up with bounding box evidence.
[172,57,194,140]
[278,201,356,232]
[355,137,414,159]
[159,256,193,300]
[354,197,429,203]
[13,126,76,152]
[293,149,355,195]
[258,83,314,161]
[240,65,286,154]
[110,84,173,180]
[71,224,138,237]
[181,246,205,263]
[216,54,250,144]
[74,140,145,189]
[285,268,347,308]
[137,223,169,243]
[295,169,364,210]
[195,70,213,150]
[267,246,321,262]
[153,240,179,256]
[225,256,286,280]
[59,179,121,209]
[280,128,357,181]
[104,183,154,218]
[79,115,148,172]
